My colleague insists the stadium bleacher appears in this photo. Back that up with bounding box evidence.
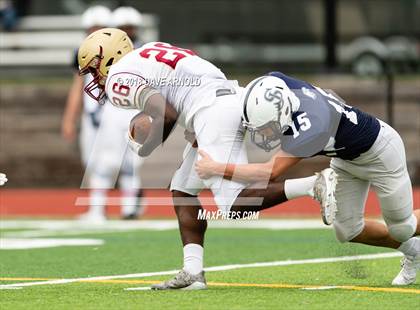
[0,14,159,67]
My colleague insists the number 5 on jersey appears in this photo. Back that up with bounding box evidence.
[291,112,312,138]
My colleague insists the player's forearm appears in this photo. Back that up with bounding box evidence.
[63,96,82,122]
[140,93,178,156]
[138,117,177,157]
[215,155,300,182]
[63,75,83,121]
[217,162,273,183]
[138,118,165,157]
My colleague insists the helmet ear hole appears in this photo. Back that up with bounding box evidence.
[117,51,122,55]
[105,57,114,67]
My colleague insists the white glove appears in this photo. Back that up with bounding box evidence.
[0,173,8,186]
[127,132,143,156]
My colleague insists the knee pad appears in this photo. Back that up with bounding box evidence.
[379,178,413,221]
[387,214,417,242]
[333,219,364,243]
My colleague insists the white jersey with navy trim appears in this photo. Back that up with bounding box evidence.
[269,71,380,160]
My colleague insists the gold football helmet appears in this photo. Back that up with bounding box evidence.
[78,28,134,102]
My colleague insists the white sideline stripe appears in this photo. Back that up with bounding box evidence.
[75,197,265,206]
[0,252,401,289]
[203,252,401,272]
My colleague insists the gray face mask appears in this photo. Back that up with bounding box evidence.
[248,121,283,152]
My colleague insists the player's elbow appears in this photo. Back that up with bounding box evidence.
[163,106,178,128]
[164,114,176,130]
[268,173,277,182]
[269,171,280,182]
[162,114,177,141]
[268,155,301,181]
[268,163,287,181]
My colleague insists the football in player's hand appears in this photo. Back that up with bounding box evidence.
[130,112,152,144]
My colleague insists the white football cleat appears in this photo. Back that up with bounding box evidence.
[392,255,419,286]
[313,168,338,225]
[78,212,107,224]
[151,270,207,290]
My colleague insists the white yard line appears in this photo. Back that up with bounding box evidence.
[0,238,104,250]
[0,220,180,231]
[1,219,331,238]
[0,287,22,290]
[0,252,401,289]
[125,287,152,291]
[0,219,329,230]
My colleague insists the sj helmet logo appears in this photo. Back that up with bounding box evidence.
[264,88,284,108]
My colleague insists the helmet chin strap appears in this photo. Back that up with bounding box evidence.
[84,77,106,103]
[80,46,106,104]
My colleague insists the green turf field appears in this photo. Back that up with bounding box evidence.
[1,220,419,309]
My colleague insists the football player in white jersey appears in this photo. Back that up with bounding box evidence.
[62,7,144,222]
[78,28,337,289]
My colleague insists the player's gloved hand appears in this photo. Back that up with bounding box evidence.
[184,130,198,148]
[0,173,8,186]
[195,150,219,179]
[127,132,143,156]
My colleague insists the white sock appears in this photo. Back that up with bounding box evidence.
[183,243,203,275]
[284,175,317,200]
[121,190,139,216]
[89,189,107,215]
[398,237,420,258]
